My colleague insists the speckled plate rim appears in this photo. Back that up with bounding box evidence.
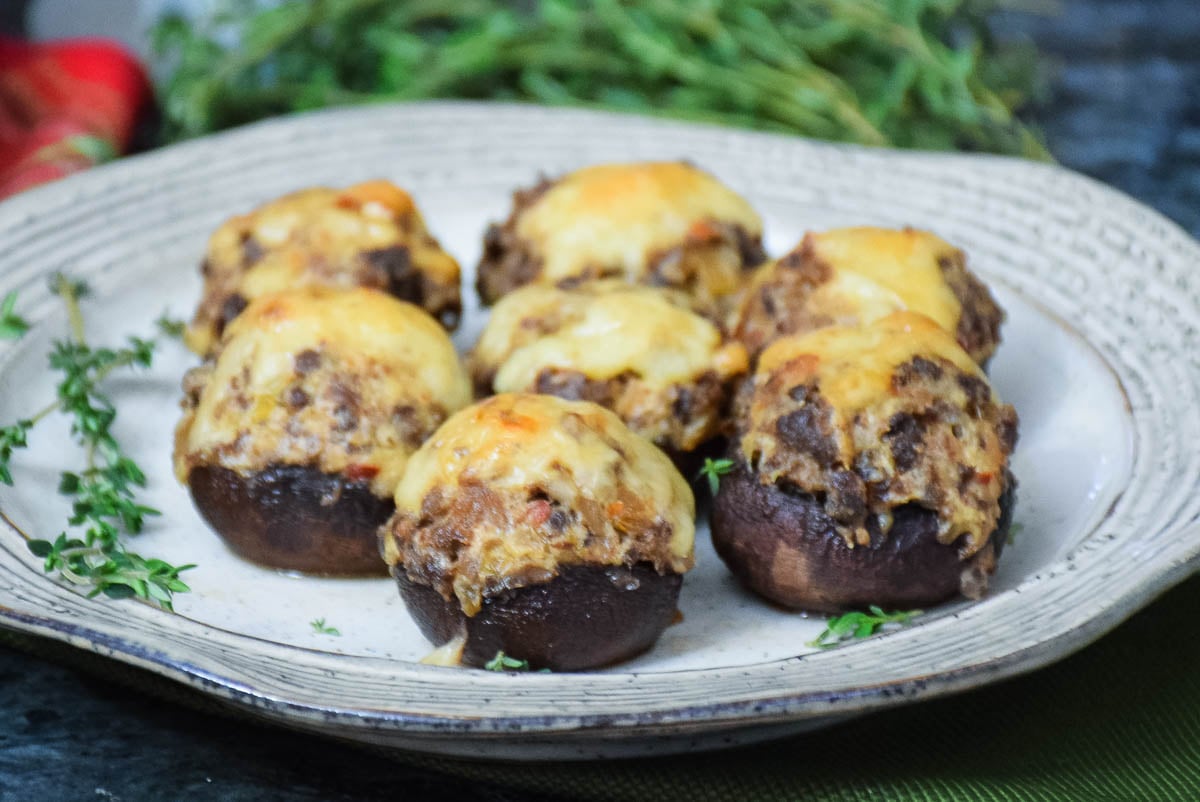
[0,102,1197,758]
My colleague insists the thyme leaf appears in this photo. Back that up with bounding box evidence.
[5,276,194,610]
[807,606,921,649]
[697,457,734,495]
[155,313,187,340]
[0,291,28,339]
[310,618,341,636]
[484,651,550,672]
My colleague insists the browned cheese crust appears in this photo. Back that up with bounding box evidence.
[381,394,695,618]
[732,227,1003,365]
[467,281,748,455]
[735,313,1017,560]
[174,288,472,573]
[175,287,472,496]
[715,312,1018,609]
[475,162,766,315]
[187,181,462,354]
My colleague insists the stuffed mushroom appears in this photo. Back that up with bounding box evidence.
[476,161,766,315]
[731,227,1003,365]
[712,312,1018,612]
[381,393,695,670]
[468,280,748,463]
[186,180,462,355]
[175,286,471,575]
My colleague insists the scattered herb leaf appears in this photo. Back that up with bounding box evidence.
[697,457,734,496]
[808,606,921,648]
[484,651,550,672]
[1006,522,1024,545]
[0,420,33,486]
[155,313,186,339]
[310,618,341,636]
[0,291,29,339]
[3,277,193,610]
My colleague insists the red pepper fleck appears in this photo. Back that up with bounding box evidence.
[344,463,380,481]
[686,220,721,243]
[527,499,552,526]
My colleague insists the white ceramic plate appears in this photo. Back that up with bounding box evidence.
[0,103,1197,760]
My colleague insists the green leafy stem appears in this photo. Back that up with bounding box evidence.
[0,278,193,610]
[151,0,1051,160]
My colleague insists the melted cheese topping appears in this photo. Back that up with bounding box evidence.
[756,311,984,418]
[177,287,471,496]
[419,630,466,666]
[744,312,1012,554]
[186,181,460,354]
[473,281,747,391]
[388,394,695,613]
[805,227,963,334]
[515,162,762,282]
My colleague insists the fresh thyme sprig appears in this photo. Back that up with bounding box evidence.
[697,457,734,495]
[151,0,1049,159]
[1,278,194,610]
[807,606,921,648]
[484,651,550,672]
[310,617,341,636]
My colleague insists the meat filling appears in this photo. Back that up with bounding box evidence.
[739,315,1017,557]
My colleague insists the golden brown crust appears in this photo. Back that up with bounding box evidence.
[475,162,765,313]
[174,287,472,498]
[731,227,1003,364]
[738,313,1017,558]
[187,181,462,354]
[468,281,748,452]
[381,394,695,616]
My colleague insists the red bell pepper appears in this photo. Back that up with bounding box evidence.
[0,35,150,199]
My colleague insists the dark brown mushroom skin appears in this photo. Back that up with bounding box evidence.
[711,463,1015,613]
[188,464,394,576]
[396,563,683,671]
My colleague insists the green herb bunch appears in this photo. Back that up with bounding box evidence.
[152,0,1047,157]
[0,278,193,610]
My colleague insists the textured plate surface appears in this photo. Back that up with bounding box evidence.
[0,103,1197,760]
